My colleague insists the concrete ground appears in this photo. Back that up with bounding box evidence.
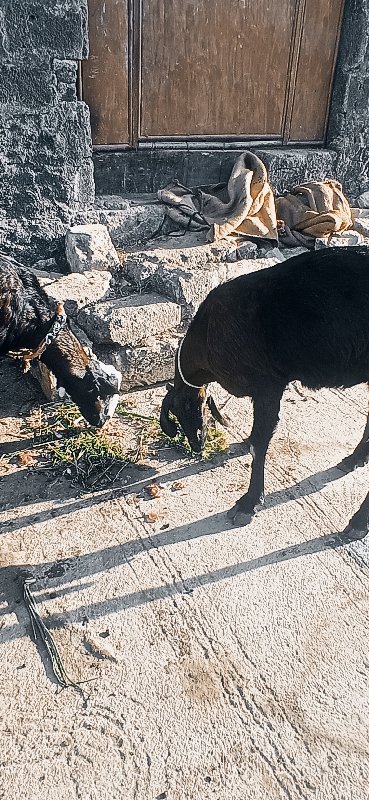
[1,359,369,800]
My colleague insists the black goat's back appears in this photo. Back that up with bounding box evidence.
[0,254,51,353]
[195,247,369,393]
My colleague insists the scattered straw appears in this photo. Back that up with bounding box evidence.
[3,396,229,488]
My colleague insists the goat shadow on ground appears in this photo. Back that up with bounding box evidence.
[1,357,367,678]
[0,436,350,537]
[0,514,366,649]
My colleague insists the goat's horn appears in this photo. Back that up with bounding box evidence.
[160,391,178,438]
[207,395,229,427]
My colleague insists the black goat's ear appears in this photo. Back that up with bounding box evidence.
[166,382,174,391]
[207,395,229,427]
[160,391,178,438]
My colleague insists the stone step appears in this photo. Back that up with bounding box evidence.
[121,237,285,317]
[43,269,113,316]
[73,194,164,249]
[77,293,182,347]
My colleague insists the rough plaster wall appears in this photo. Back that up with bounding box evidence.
[327,0,369,197]
[0,0,94,265]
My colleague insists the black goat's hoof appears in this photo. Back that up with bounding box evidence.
[338,520,368,543]
[337,454,368,474]
[227,511,253,528]
[227,507,253,527]
[243,438,255,457]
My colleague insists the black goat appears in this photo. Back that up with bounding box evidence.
[0,254,121,427]
[160,246,369,533]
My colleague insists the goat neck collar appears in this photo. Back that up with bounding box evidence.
[9,301,68,373]
[177,339,203,389]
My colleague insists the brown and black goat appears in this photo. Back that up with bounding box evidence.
[0,254,121,427]
[161,246,369,534]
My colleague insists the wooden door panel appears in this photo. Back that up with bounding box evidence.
[140,0,296,138]
[82,0,130,145]
[288,0,344,142]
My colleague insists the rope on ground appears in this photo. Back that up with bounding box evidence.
[23,577,88,698]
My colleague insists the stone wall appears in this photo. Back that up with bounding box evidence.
[0,0,94,265]
[1,0,369,266]
[327,0,369,197]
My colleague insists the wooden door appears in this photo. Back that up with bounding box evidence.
[82,0,130,145]
[83,0,345,146]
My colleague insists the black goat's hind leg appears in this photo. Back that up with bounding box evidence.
[340,490,369,541]
[228,385,284,526]
[338,385,369,473]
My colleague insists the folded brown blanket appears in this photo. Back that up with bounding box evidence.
[158,151,278,243]
[276,180,353,248]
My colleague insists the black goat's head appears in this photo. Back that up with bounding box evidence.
[160,382,228,453]
[61,359,122,428]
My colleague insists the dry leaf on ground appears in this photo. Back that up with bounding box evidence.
[18,450,36,466]
[145,511,159,524]
[172,480,185,491]
[146,483,161,498]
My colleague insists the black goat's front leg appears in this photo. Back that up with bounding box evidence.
[228,386,284,526]
[338,388,369,473]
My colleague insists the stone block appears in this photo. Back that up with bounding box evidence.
[356,193,369,209]
[77,293,182,346]
[224,249,285,281]
[0,102,94,264]
[0,63,56,106]
[281,246,309,260]
[54,59,78,102]
[122,240,226,316]
[352,209,369,237]
[97,198,165,248]
[28,267,63,286]
[315,231,364,249]
[0,1,88,61]
[65,224,119,273]
[44,269,113,316]
[96,335,179,391]
[229,241,259,261]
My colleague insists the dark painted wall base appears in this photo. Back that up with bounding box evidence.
[93,147,338,198]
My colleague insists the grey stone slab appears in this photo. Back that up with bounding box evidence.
[65,224,119,273]
[356,193,369,209]
[97,201,165,248]
[93,151,156,195]
[77,293,182,346]
[315,231,365,249]
[0,0,88,61]
[97,334,179,391]
[0,102,94,265]
[224,250,285,281]
[327,0,369,197]
[94,148,339,200]
[122,242,226,317]
[44,269,113,316]
[353,209,369,237]
[280,246,309,259]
